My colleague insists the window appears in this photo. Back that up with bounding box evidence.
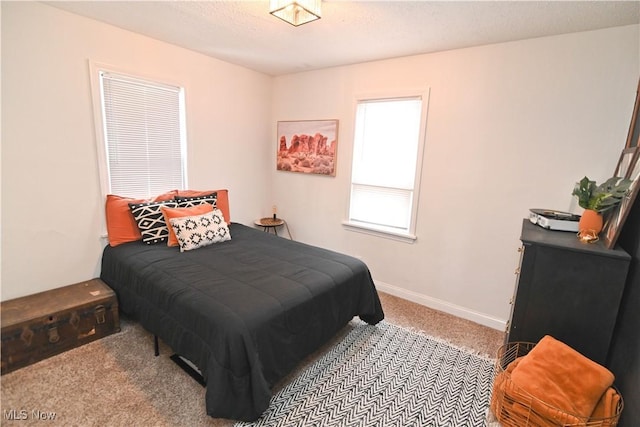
[346,94,428,241]
[91,64,187,199]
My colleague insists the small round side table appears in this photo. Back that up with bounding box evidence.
[254,217,293,239]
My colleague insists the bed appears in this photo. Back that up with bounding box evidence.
[100,208,384,421]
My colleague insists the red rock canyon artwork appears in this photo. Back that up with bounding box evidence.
[276,120,338,176]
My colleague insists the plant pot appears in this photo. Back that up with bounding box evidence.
[579,209,604,235]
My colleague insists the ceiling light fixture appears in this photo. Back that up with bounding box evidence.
[270,0,321,27]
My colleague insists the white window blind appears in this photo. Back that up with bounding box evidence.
[99,71,186,199]
[348,96,425,237]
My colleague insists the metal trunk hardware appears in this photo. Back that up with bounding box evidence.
[94,305,106,324]
[47,326,60,343]
[20,327,34,346]
[70,311,80,329]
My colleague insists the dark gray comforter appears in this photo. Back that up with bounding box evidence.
[100,222,384,421]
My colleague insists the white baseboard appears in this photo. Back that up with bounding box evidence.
[374,280,507,331]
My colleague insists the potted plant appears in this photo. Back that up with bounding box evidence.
[572,176,632,235]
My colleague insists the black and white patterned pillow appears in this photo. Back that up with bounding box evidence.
[175,192,217,208]
[169,208,231,252]
[129,200,178,244]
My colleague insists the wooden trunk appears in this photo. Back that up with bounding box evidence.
[1,279,120,375]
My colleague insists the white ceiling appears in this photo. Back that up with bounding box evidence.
[47,1,640,76]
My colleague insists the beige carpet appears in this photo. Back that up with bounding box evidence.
[0,292,504,426]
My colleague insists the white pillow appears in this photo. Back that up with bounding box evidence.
[169,208,231,252]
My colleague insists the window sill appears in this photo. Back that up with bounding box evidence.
[342,221,417,243]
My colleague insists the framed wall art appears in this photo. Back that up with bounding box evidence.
[625,78,640,149]
[613,147,640,178]
[603,79,640,248]
[603,148,640,249]
[276,119,338,176]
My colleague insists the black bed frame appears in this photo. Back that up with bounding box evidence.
[154,334,206,387]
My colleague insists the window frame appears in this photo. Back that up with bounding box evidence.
[343,89,430,243]
[89,61,188,200]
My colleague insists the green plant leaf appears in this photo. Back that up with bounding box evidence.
[572,176,632,213]
[571,176,595,210]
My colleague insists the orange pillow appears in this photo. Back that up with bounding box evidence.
[161,203,214,247]
[176,189,230,222]
[105,190,178,247]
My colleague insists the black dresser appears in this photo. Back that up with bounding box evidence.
[506,219,631,365]
[607,194,640,427]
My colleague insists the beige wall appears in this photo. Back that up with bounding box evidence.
[1,2,273,300]
[270,25,640,329]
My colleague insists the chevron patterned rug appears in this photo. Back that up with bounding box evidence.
[236,321,495,427]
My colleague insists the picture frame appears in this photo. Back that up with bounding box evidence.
[625,79,640,149]
[276,120,338,176]
[603,148,640,249]
[613,147,639,178]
